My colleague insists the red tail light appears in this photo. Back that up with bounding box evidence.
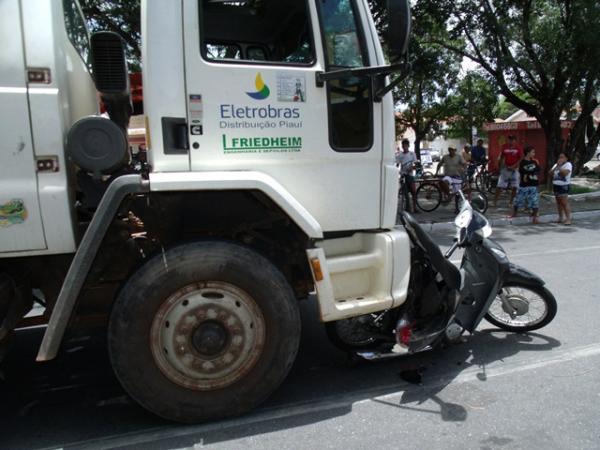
[396,321,413,346]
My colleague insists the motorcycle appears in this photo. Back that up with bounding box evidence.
[326,194,557,359]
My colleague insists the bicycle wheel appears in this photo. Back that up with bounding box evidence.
[469,189,488,214]
[475,171,487,191]
[416,182,442,212]
[486,174,498,195]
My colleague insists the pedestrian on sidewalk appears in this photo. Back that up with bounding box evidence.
[493,135,523,206]
[551,152,573,225]
[435,147,466,213]
[397,139,418,213]
[508,146,540,223]
[493,135,523,207]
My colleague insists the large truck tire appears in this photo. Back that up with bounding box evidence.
[108,240,301,423]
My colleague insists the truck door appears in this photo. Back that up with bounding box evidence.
[182,0,383,232]
[0,0,47,253]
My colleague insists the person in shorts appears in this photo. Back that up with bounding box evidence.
[493,135,523,207]
[508,146,540,223]
[397,139,418,212]
[435,147,466,211]
[551,152,573,225]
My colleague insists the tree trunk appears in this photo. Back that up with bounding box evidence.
[541,116,563,187]
[414,138,422,160]
[567,114,600,174]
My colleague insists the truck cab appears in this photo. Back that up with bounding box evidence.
[1,0,412,423]
[0,0,96,256]
[144,0,398,231]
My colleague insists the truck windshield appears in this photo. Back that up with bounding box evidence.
[63,0,90,68]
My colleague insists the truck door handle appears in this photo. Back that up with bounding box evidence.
[161,117,189,155]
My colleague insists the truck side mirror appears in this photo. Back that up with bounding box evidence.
[387,0,412,59]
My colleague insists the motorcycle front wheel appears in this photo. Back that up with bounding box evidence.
[325,316,382,351]
[484,283,557,332]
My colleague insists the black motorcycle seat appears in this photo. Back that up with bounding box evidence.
[401,212,461,291]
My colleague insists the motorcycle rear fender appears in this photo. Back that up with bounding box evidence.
[504,263,545,287]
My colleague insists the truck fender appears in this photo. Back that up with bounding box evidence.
[148,171,323,239]
[37,175,149,362]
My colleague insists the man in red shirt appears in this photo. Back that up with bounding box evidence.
[493,135,523,207]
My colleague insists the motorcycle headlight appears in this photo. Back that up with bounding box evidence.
[455,208,473,229]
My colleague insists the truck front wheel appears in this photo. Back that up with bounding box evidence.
[108,241,300,423]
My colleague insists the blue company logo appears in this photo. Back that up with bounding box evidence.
[246,73,270,100]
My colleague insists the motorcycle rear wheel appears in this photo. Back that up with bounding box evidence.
[484,283,557,332]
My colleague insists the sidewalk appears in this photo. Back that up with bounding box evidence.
[406,190,600,232]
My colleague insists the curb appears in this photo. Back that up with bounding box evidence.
[425,209,600,233]
[541,191,600,202]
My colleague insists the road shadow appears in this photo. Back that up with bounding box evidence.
[0,300,561,450]
[368,330,560,424]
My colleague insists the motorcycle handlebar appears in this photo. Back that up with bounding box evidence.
[445,241,459,259]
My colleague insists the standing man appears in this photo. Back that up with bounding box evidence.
[509,146,540,223]
[435,147,466,212]
[397,139,418,213]
[471,139,487,164]
[493,135,523,207]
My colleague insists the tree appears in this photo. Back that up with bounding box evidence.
[80,0,141,70]
[446,72,498,144]
[417,0,600,172]
[395,40,461,157]
[494,96,519,120]
[393,9,462,157]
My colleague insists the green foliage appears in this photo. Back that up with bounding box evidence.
[393,12,462,153]
[416,0,600,172]
[80,0,141,70]
[494,97,519,120]
[446,72,498,142]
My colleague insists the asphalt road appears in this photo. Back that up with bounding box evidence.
[1,217,600,450]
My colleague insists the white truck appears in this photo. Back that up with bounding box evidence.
[0,0,413,422]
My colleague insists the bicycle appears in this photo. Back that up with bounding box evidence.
[415,175,488,214]
[470,160,497,194]
[414,160,434,180]
[398,173,419,214]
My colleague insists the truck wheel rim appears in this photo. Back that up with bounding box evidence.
[150,282,266,391]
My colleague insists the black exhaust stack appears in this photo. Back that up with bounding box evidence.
[90,31,132,130]
[66,32,132,178]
